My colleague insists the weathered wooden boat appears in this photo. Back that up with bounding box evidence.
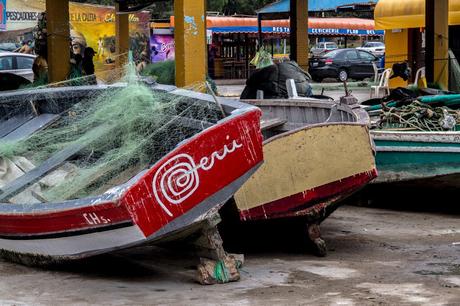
[233,98,377,254]
[0,84,264,264]
[371,130,460,189]
[367,97,460,189]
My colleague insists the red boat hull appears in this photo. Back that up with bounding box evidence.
[240,169,377,221]
[0,108,263,261]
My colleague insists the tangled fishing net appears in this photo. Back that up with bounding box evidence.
[0,62,224,203]
[250,47,274,69]
[377,100,460,131]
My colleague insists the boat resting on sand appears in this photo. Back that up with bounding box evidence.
[0,84,264,264]
[233,98,377,255]
[371,130,460,189]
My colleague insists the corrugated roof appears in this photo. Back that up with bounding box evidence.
[258,0,378,14]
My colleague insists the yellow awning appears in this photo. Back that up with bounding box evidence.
[375,0,460,30]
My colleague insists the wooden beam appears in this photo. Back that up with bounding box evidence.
[174,0,207,87]
[425,0,449,89]
[46,0,70,83]
[116,2,130,68]
[0,143,85,202]
[290,0,309,70]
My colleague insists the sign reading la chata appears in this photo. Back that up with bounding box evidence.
[0,0,6,31]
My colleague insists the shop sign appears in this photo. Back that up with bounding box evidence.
[0,0,6,31]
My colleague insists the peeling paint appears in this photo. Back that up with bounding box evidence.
[184,15,198,36]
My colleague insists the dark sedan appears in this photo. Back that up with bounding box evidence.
[309,49,379,82]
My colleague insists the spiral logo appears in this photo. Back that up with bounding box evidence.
[152,138,243,217]
[153,154,200,217]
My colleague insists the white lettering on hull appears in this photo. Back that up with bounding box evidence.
[153,138,243,217]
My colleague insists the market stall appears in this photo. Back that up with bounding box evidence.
[161,16,383,79]
[375,0,456,89]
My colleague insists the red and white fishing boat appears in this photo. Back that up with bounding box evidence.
[0,84,263,263]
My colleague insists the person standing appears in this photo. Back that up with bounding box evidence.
[82,47,97,85]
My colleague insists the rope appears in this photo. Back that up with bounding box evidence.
[213,260,230,283]
[378,100,460,131]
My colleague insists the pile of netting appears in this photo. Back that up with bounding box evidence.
[377,100,460,131]
[0,63,224,203]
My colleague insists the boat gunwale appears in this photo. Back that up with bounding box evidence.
[372,130,460,143]
[0,84,261,211]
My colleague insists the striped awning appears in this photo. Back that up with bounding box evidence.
[167,16,383,36]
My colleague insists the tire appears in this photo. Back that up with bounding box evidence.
[338,69,348,82]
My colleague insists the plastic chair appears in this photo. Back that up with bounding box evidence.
[370,68,392,99]
[412,67,427,88]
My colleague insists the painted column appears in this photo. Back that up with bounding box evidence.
[174,0,207,87]
[46,0,70,83]
[116,2,129,68]
[290,0,308,70]
[425,0,449,89]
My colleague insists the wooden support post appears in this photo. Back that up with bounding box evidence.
[290,0,308,70]
[46,0,70,83]
[115,2,129,68]
[425,0,449,89]
[257,15,263,49]
[174,0,207,88]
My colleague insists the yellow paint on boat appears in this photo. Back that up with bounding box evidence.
[234,124,376,211]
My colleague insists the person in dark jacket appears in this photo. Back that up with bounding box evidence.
[82,47,97,85]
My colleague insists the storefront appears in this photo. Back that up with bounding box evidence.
[159,16,383,79]
[375,0,460,89]
[0,0,150,78]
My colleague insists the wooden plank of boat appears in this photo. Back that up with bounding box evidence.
[1,114,60,142]
[0,115,34,138]
[260,118,287,131]
[0,142,86,202]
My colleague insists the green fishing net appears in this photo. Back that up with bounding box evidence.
[250,47,274,69]
[141,60,218,94]
[0,62,224,203]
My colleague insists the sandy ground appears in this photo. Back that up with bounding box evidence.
[0,201,459,306]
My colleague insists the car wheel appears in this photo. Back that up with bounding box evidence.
[338,69,348,82]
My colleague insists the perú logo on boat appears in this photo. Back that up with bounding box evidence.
[153,138,243,217]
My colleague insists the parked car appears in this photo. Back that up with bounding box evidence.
[310,42,338,58]
[309,49,379,82]
[357,41,385,57]
[0,52,36,82]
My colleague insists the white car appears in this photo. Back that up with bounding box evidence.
[0,52,36,82]
[310,42,338,58]
[357,42,385,57]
